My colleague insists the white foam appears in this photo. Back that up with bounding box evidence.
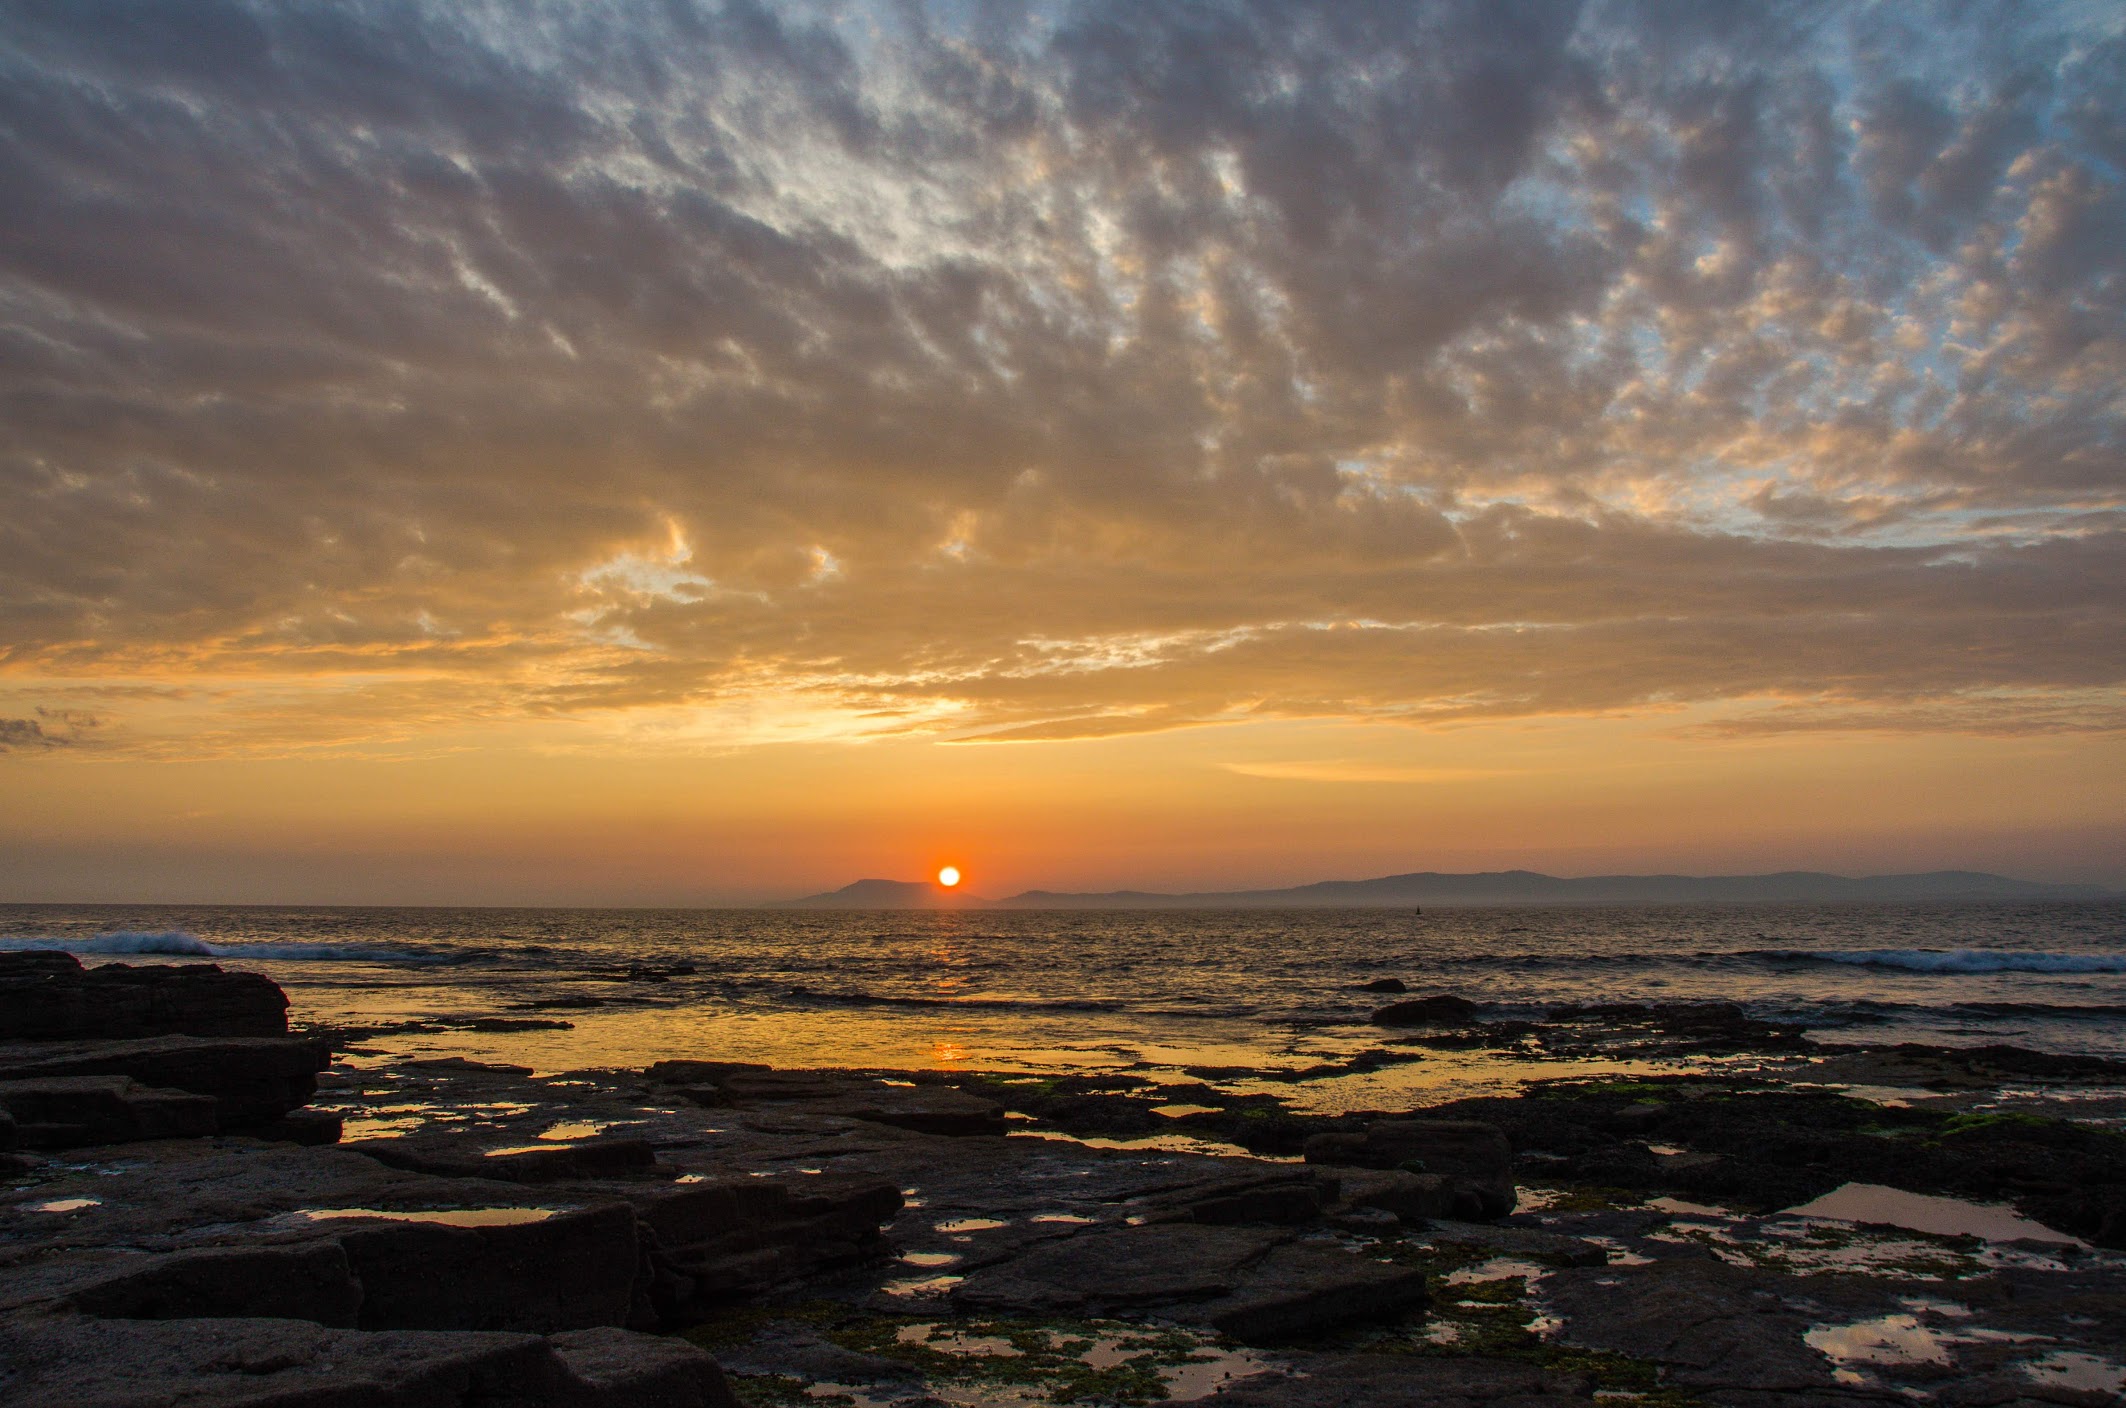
[0,930,215,956]
[1795,949,2126,975]
[0,931,446,963]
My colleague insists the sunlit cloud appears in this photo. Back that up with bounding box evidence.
[0,0,2119,764]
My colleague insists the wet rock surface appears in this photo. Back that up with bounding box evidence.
[5,969,2125,1407]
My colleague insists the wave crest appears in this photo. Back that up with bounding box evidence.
[1762,948,2126,974]
[0,931,458,964]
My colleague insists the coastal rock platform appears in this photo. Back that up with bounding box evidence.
[6,960,2126,1406]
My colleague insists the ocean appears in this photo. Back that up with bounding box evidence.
[6,901,2123,1105]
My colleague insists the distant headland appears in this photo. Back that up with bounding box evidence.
[771,869,2116,909]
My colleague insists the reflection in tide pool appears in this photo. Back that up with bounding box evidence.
[291,1207,559,1227]
[1786,1183,2085,1245]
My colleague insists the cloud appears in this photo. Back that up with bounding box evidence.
[0,0,2121,757]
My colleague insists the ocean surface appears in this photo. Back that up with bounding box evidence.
[5,901,2123,1107]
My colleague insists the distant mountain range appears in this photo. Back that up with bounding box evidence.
[772,869,2117,909]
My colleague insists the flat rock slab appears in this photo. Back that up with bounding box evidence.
[0,1034,330,1129]
[1542,1260,1902,1401]
[1201,1352,1595,1407]
[0,1073,218,1148]
[0,1314,734,1407]
[656,1066,1008,1136]
[951,1223,1426,1342]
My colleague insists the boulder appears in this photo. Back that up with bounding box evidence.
[0,954,289,1040]
[0,1074,218,1148]
[336,1203,643,1333]
[1304,1119,1515,1219]
[1358,978,1408,994]
[1371,994,1478,1026]
[0,1314,735,1407]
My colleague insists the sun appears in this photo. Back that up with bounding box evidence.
[936,866,961,888]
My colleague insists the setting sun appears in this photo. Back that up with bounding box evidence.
[936,866,961,888]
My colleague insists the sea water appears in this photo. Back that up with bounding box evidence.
[3,901,2121,1089]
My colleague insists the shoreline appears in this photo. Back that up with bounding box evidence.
[3,954,2123,1406]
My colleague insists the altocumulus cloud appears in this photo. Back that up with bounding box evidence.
[0,0,2121,753]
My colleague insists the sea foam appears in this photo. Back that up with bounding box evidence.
[1770,948,2126,975]
[0,931,452,964]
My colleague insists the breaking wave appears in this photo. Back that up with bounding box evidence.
[1759,948,2126,975]
[0,930,460,964]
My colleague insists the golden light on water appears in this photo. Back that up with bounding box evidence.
[936,866,961,888]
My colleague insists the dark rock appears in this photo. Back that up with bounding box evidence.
[1610,1101,1666,1134]
[951,1223,1426,1342]
[68,1242,364,1326]
[1358,978,1408,994]
[1198,1352,1595,1406]
[630,1174,903,1315]
[1371,994,1478,1026]
[1542,1002,1807,1053]
[1320,1166,1458,1224]
[0,1314,736,1407]
[1139,1167,1331,1225]
[657,1066,1007,1136]
[1179,1239,1430,1341]
[1303,1119,1515,1219]
[547,1326,736,1406]
[338,1202,643,1333]
[717,1323,923,1384]
[251,1106,344,1146]
[0,956,289,1041]
[0,1074,218,1147]
[346,1134,661,1183]
[0,1034,330,1130]
[1418,1220,1611,1267]
[1543,1259,1894,1399]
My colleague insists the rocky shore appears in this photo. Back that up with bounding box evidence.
[3,954,2123,1407]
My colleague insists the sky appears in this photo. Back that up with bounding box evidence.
[2,0,2123,904]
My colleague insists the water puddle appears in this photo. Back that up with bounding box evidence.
[880,1272,963,1297]
[2023,1351,2126,1395]
[1007,1128,1299,1161]
[935,1217,1008,1233]
[899,1251,963,1268]
[1804,1313,1952,1369]
[289,1206,559,1227]
[1153,1104,1224,1118]
[1806,1298,2047,1387]
[27,1197,101,1213]
[1030,1212,1096,1225]
[536,1120,618,1141]
[1785,1183,2084,1245]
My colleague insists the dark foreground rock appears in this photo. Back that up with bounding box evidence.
[1303,1118,1516,1219]
[647,1061,1009,1136]
[951,1222,1428,1341]
[1425,1078,2126,1247]
[1203,1352,1597,1407]
[0,1315,734,1407]
[0,1034,331,1138]
[0,951,289,1041]
[1371,993,1477,1025]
